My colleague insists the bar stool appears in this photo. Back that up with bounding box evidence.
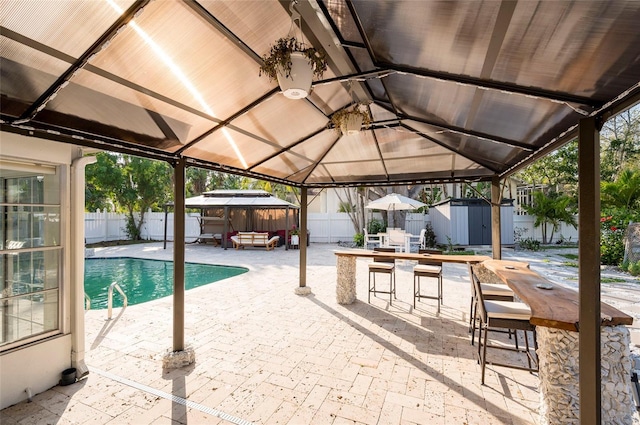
[413,249,443,312]
[471,267,538,384]
[468,263,515,344]
[368,247,396,304]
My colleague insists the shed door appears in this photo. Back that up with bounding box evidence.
[468,204,491,245]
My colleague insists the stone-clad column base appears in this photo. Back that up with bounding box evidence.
[294,286,312,295]
[336,256,356,304]
[537,326,636,425]
[162,346,195,370]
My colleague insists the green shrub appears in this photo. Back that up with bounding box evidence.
[600,215,625,265]
[600,208,640,266]
[424,223,437,248]
[629,261,640,276]
[519,237,541,251]
[353,232,364,247]
[367,218,385,234]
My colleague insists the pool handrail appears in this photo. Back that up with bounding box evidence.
[84,292,91,310]
[107,282,128,320]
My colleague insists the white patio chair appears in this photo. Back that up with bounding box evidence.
[363,228,382,249]
[385,229,406,252]
[407,228,426,252]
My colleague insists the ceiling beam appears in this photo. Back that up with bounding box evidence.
[398,113,534,152]
[378,61,600,108]
[185,0,262,65]
[14,0,152,123]
[288,0,369,102]
[248,127,327,171]
[1,122,176,163]
[176,88,279,154]
[371,124,390,181]
[401,122,501,174]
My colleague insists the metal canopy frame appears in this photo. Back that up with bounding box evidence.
[2,0,638,188]
[2,3,640,424]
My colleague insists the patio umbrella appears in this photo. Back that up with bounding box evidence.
[364,193,427,211]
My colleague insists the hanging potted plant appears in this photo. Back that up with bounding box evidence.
[259,36,328,100]
[331,103,372,136]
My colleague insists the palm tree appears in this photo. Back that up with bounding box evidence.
[522,190,577,244]
[601,168,640,209]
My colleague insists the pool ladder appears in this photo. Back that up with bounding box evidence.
[107,282,128,320]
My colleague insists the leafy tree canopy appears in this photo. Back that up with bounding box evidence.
[521,190,577,244]
[86,152,172,239]
[601,168,640,210]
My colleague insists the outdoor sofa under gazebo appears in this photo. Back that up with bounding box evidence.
[163,190,299,250]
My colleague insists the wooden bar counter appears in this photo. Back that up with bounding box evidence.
[482,259,633,331]
[333,249,490,304]
[481,259,635,425]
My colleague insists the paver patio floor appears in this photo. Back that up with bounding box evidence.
[2,242,638,425]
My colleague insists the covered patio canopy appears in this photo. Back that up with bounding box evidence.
[164,190,299,249]
[1,0,638,187]
[2,2,639,423]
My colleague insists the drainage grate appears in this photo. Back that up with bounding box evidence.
[90,367,255,425]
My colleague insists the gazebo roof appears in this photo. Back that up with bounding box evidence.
[1,1,639,187]
[184,190,299,209]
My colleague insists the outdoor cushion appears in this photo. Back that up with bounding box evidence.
[231,232,279,250]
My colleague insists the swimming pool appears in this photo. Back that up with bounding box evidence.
[84,257,248,309]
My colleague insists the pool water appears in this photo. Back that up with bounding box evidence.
[84,257,247,309]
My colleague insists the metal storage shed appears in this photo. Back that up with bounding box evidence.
[430,198,514,246]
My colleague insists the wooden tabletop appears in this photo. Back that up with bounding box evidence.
[483,260,633,331]
[334,249,491,264]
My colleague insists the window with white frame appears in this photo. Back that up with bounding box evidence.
[1,161,62,350]
[515,185,539,215]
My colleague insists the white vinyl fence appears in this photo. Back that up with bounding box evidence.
[513,215,579,244]
[85,210,570,245]
[85,211,201,244]
[85,211,429,244]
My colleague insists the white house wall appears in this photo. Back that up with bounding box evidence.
[0,335,72,408]
[0,132,78,409]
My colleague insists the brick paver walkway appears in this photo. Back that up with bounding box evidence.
[5,242,636,424]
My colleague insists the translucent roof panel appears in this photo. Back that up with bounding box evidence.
[228,95,328,148]
[46,68,216,149]
[89,1,274,121]
[351,0,499,76]
[494,1,640,99]
[252,151,315,181]
[200,0,293,58]
[183,127,281,171]
[0,37,71,118]
[0,0,131,58]
[1,1,639,187]
[289,130,340,164]
[323,131,381,163]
